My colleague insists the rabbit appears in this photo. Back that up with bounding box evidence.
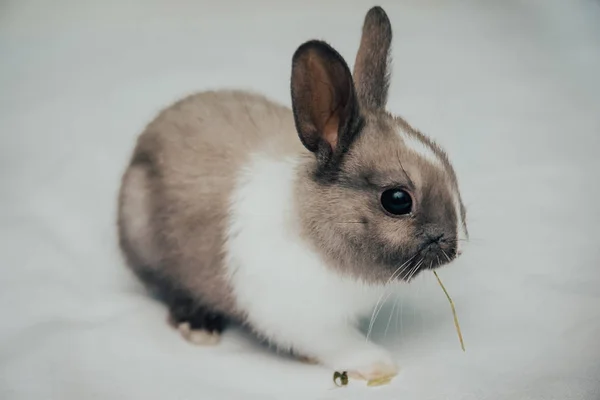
[117,6,468,383]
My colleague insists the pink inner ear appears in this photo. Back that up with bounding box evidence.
[323,113,339,150]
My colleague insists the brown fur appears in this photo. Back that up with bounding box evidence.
[296,110,461,284]
[118,90,305,318]
[353,6,393,110]
[117,6,466,325]
[288,9,464,283]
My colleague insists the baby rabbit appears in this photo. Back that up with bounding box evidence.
[118,6,468,382]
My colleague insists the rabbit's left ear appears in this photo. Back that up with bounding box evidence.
[290,40,361,172]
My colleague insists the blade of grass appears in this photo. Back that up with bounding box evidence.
[433,270,465,352]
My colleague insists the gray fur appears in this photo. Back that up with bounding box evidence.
[117,7,467,331]
[353,6,393,110]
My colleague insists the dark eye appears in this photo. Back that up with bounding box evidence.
[381,188,413,215]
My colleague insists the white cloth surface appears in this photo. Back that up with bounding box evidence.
[1,0,599,399]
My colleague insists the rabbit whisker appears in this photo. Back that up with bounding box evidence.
[366,258,422,341]
[365,255,417,341]
[384,291,400,338]
[441,249,451,263]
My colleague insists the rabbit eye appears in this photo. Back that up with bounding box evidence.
[381,188,412,216]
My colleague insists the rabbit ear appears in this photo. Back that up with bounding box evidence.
[353,6,393,110]
[290,40,361,172]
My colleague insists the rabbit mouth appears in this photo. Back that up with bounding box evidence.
[415,241,458,271]
[366,238,459,282]
[392,240,458,282]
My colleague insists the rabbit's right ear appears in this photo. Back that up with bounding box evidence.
[353,6,393,110]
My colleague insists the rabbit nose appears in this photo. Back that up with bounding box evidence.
[426,233,444,245]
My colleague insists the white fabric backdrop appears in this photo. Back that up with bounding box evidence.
[1,1,599,399]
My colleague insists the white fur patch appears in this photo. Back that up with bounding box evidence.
[395,126,467,253]
[224,153,396,373]
[396,127,442,167]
